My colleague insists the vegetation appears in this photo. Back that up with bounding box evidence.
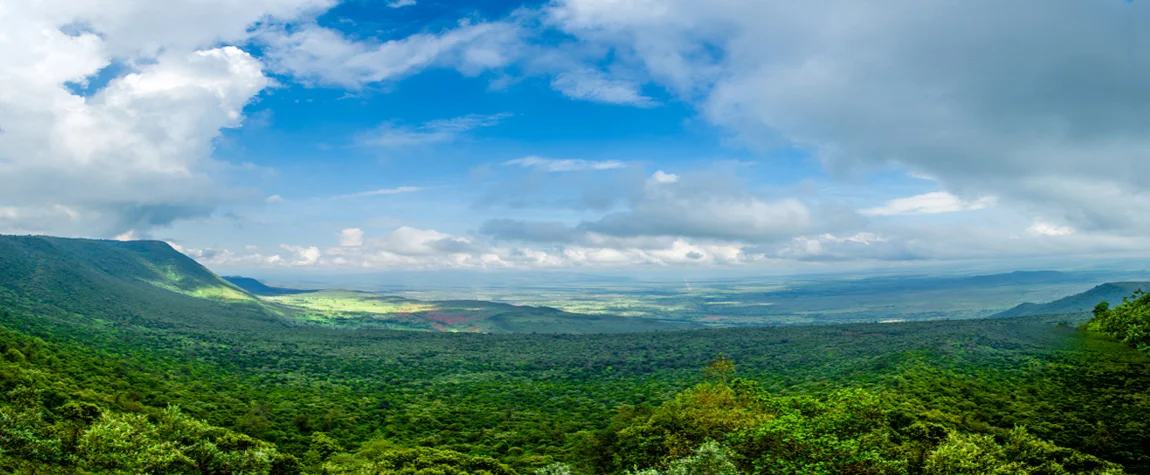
[577,372,1125,474]
[996,282,1150,319]
[262,290,696,333]
[0,236,1148,474]
[1085,288,1150,354]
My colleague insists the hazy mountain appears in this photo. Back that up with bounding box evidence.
[222,276,315,296]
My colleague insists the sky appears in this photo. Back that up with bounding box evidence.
[1,0,1149,275]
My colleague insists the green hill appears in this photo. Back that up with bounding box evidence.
[0,235,286,337]
[993,282,1150,318]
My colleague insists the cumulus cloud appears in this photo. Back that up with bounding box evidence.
[339,228,365,246]
[0,0,327,238]
[649,171,679,184]
[281,244,322,265]
[503,156,626,172]
[0,44,267,235]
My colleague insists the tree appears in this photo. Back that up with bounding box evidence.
[704,355,735,384]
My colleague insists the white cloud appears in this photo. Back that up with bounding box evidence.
[0,0,326,237]
[861,192,996,216]
[1,45,268,236]
[258,20,522,88]
[334,186,423,199]
[281,244,321,266]
[503,156,626,172]
[374,227,473,256]
[1028,221,1075,237]
[183,224,759,270]
[339,227,365,246]
[179,217,1150,271]
[481,170,813,243]
[265,194,285,203]
[388,0,416,7]
[777,233,911,261]
[544,0,1150,238]
[358,113,511,148]
[550,69,657,107]
[650,170,679,184]
[582,170,812,241]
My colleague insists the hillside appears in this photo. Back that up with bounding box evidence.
[264,289,700,333]
[0,235,249,300]
[0,235,287,338]
[994,282,1150,318]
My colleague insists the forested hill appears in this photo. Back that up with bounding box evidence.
[0,235,249,299]
[994,282,1150,318]
[0,235,287,336]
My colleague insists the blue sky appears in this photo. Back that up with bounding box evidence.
[2,0,1149,274]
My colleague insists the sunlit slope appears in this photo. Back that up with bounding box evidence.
[264,289,700,333]
[994,282,1150,318]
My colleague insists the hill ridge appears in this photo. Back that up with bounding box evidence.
[993,281,1150,318]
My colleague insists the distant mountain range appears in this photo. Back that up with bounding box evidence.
[222,275,316,296]
[993,282,1150,318]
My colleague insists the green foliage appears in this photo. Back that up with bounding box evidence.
[319,445,516,475]
[923,428,1125,475]
[305,432,345,466]
[534,462,575,475]
[0,388,279,474]
[1085,289,1150,354]
[611,381,1125,475]
[735,388,903,475]
[0,235,1149,474]
[662,441,740,475]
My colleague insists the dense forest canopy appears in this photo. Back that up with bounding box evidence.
[1,236,1148,474]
